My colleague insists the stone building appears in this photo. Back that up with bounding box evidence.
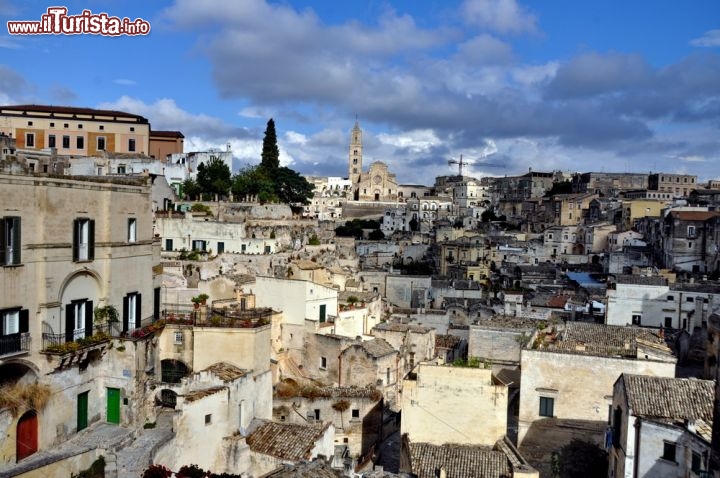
[0,173,160,466]
[649,173,698,198]
[518,322,676,474]
[347,121,398,202]
[401,362,508,447]
[609,374,714,478]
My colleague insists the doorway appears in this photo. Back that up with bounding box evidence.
[16,410,38,461]
[106,388,120,424]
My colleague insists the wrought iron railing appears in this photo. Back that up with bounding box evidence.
[0,332,30,356]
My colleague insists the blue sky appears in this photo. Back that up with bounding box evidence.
[1,0,719,184]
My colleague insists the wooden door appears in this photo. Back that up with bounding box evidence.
[77,391,88,431]
[16,411,38,461]
[106,388,120,424]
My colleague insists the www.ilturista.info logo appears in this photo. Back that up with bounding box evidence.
[7,7,151,36]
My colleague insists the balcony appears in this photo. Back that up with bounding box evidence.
[41,326,111,355]
[0,332,30,357]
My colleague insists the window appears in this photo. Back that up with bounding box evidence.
[539,397,554,417]
[192,240,207,252]
[665,317,672,328]
[205,414,212,425]
[667,295,674,301]
[97,136,106,151]
[50,122,55,127]
[692,451,702,474]
[351,409,360,419]
[687,297,694,302]
[127,218,137,243]
[320,357,327,369]
[48,134,56,148]
[217,242,224,254]
[174,332,183,344]
[73,218,95,261]
[123,292,142,331]
[1,217,21,265]
[128,139,136,152]
[319,304,326,323]
[76,136,84,149]
[165,239,173,251]
[66,299,92,342]
[25,133,34,147]
[314,409,320,420]
[99,125,104,130]
[62,135,70,149]
[1,309,19,335]
[632,314,641,325]
[63,123,69,128]
[386,367,391,384]
[78,124,83,129]
[117,165,126,174]
[688,242,693,249]
[688,226,697,237]
[27,121,32,126]
[662,442,676,462]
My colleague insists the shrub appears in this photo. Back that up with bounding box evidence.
[177,464,209,478]
[142,464,172,478]
[0,382,52,417]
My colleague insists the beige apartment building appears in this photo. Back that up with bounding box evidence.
[648,172,698,198]
[0,105,183,159]
[0,173,160,465]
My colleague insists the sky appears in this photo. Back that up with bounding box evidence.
[1,0,719,184]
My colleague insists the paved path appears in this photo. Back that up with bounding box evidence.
[115,412,175,478]
[0,423,134,478]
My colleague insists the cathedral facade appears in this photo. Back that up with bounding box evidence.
[348,121,398,202]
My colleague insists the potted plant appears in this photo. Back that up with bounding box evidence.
[197,293,209,305]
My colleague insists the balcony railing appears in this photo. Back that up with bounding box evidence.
[0,332,30,356]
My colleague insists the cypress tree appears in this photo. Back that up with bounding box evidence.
[260,118,280,172]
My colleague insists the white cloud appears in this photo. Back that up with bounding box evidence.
[376,129,442,152]
[691,30,720,48]
[461,0,537,35]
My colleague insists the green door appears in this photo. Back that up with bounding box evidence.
[77,391,88,431]
[106,388,120,424]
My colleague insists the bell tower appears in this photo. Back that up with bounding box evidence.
[349,120,363,200]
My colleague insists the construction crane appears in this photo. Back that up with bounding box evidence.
[448,154,506,176]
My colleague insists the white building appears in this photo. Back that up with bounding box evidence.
[609,374,713,478]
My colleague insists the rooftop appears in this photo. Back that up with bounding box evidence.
[614,275,668,286]
[534,322,672,359]
[436,334,461,349]
[408,442,511,478]
[0,104,149,123]
[202,362,248,382]
[347,338,398,359]
[621,374,714,422]
[667,210,720,222]
[246,419,330,462]
[183,386,226,403]
[375,322,433,334]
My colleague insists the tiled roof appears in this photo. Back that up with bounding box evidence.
[246,419,330,462]
[375,322,433,334]
[436,334,461,349]
[615,275,668,286]
[202,362,248,382]
[408,443,511,478]
[183,386,226,403]
[668,210,720,222]
[352,338,397,358]
[149,130,184,138]
[262,460,341,477]
[494,368,521,388]
[542,322,670,358]
[0,104,148,122]
[622,374,714,421]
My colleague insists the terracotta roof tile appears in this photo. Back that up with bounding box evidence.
[202,362,248,382]
[1,104,148,123]
[408,443,511,478]
[622,374,714,421]
[247,420,330,462]
[435,334,461,349]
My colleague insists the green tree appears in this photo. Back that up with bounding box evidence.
[274,166,314,204]
[182,178,201,200]
[260,118,280,173]
[196,156,231,198]
[231,166,276,203]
